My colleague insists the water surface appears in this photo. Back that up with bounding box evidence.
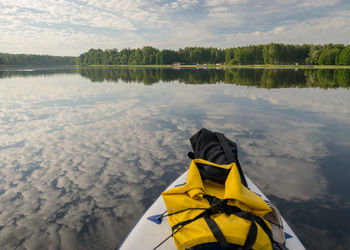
[0,67,349,249]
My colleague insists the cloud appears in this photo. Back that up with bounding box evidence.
[204,0,339,8]
[1,0,349,55]
[174,0,199,9]
[204,0,248,6]
[161,0,199,11]
[208,6,229,14]
[298,0,340,8]
[1,0,135,30]
[0,27,129,56]
[221,11,350,46]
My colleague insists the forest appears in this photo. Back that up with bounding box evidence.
[0,53,76,66]
[76,43,350,66]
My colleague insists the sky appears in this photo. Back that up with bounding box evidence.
[0,0,350,56]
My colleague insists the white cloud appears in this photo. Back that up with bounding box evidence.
[0,0,135,30]
[0,27,125,56]
[162,0,199,10]
[222,11,350,46]
[0,0,349,55]
[204,0,248,6]
[209,6,229,14]
[176,0,199,9]
[204,0,339,8]
[298,0,340,7]
[77,0,162,24]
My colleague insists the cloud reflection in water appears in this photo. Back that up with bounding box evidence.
[0,71,349,249]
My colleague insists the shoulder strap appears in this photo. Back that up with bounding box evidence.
[203,213,231,248]
[215,132,248,187]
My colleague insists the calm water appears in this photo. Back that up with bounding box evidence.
[0,67,349,250]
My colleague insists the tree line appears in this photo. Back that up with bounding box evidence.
[76,67,350,88]
[76,44,350,66]
[76,46,223,65]
[0,53,76,66]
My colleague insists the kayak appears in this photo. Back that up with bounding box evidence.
[119,170,305,250]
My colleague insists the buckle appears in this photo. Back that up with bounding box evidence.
[207,198,226,215]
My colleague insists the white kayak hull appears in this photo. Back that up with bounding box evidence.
[119,171,305,249]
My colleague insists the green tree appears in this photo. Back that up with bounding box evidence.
[338,45,350,65]
[0,52,76,66]
[225,48,235,64]
[142,46,158,64]
[318,48,340,65]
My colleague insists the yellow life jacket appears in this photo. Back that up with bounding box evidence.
[162,159,273,250]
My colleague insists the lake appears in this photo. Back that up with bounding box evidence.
[0,67,349,249]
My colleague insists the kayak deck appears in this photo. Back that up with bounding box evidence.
[119,171,305,249]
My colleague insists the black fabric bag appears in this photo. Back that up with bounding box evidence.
[189,128,248,187]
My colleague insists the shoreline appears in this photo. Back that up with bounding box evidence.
[1,64,350,70]
[76,64,350,69]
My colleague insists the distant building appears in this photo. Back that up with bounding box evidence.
[172,62,181,65]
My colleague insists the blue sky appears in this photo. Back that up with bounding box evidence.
[0,0,350,56]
